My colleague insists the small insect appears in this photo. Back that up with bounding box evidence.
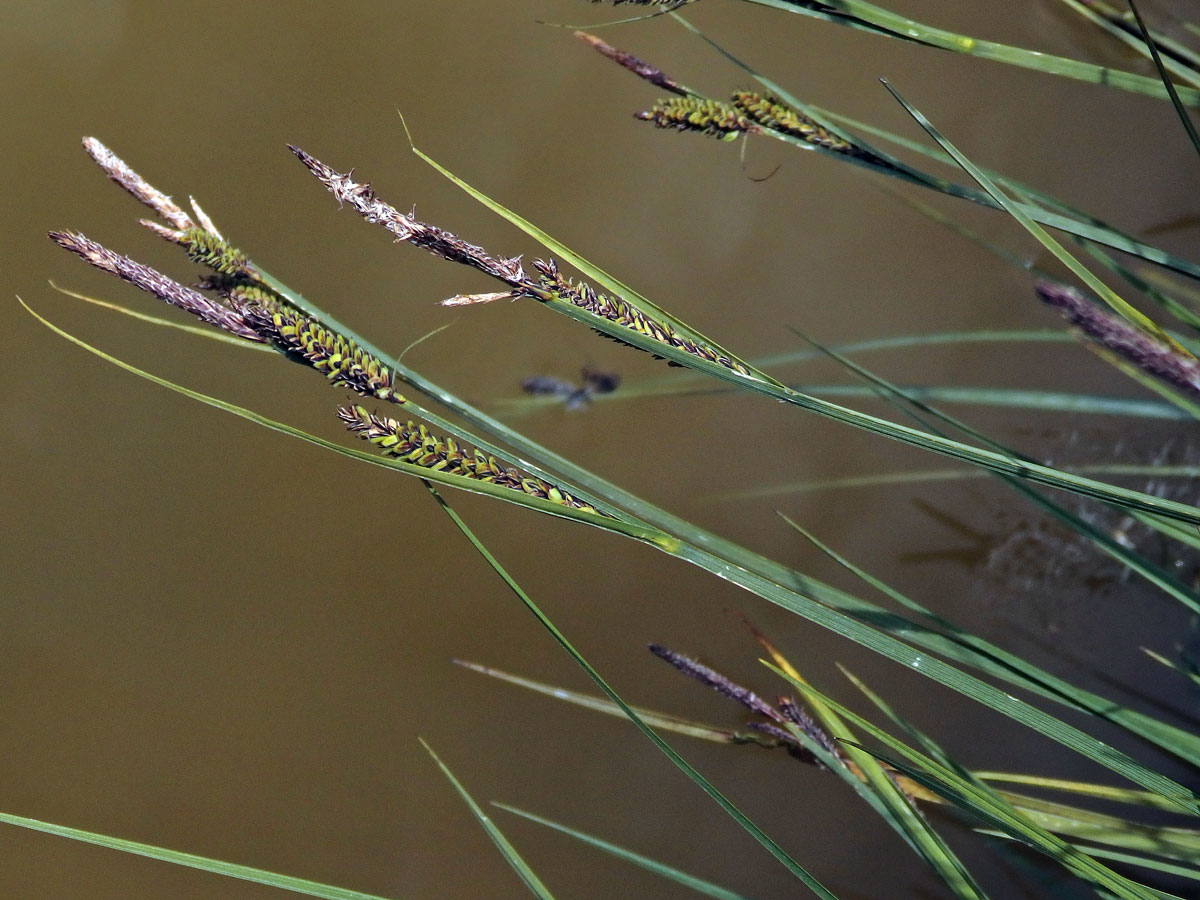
[521,367,621,411]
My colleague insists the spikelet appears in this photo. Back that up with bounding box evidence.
[289,146,527,285]
[574,31,689,96]
[246,307,404,403]
[338,405,605,514]
[48,230,265,343]
[200,276,284,311]
[82,137,193,231]
[648,645,786,722]
[528,259,750,375]
[177,227,256,277]
[648,645,840,769]
[731,91,855,153]
[635,97,755,141]
[1035,280,1200,400]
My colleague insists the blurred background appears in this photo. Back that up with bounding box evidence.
[2,1,1198,897]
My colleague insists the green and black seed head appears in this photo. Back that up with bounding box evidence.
[338,405,606,515]
[245,307,404,403]
[636,97,755,141]
[526,259,750,375]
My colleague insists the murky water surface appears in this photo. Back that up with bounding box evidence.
[2,1,1198,897]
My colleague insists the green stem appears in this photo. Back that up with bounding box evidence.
[745,0,1200,106]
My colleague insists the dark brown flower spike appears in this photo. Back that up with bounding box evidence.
[648,645,785,723]
[574,30,689,96]
[649,644,854,769]
[48,230,264,343]
[338,405,606,514]
[1035,279,1200,400]
[778,695,844,762]
[288,146,527,285]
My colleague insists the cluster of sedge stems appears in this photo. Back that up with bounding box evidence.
[50,139,622,518]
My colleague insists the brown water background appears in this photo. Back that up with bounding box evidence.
[2,1,1199,897]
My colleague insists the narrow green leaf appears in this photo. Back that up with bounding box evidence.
[29,298,1200,811]
[493,804,756,900]
[498,381,1189,422]
[770,673,1169,900]
[1052,0,1200,90]
[739,0,1200,106]
[1036,843,1200,882]
[1127,0,1200,161]
[780,329,1200,614]
[881,80,1170,340]
[985,790,1200,864]
[667,15,1200,280]
[751,650,983,894]
[1075,242,1200,334]
[974,774,1191,814]
[452,660,760,746]
[0,810,398,900]
[419,739,556,900]
[790,678,989,899]
[1090,344,1200,420]
[19,297,671,547]
[837,666,961,773]
[424,486,839,898]
[779,510,1200,767]
[1142,648,1200,688]
[718,463,1200,500]
[50,281,272,350]
[403,123,772,387]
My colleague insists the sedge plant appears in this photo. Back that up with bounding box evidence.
[16,1,1200,897]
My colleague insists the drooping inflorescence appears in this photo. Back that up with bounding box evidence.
[526,259,751,375]
[337,405,606,515]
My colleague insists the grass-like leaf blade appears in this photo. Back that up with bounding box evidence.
[494,804,756,900]
[0,810,399,900]
[424,485,840,897]
[740,0,1200,106]
[419,738,556,899]
[771,673,1171,900]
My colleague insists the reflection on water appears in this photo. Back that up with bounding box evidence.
[521,367,622,410]
[902,423,1200,652]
